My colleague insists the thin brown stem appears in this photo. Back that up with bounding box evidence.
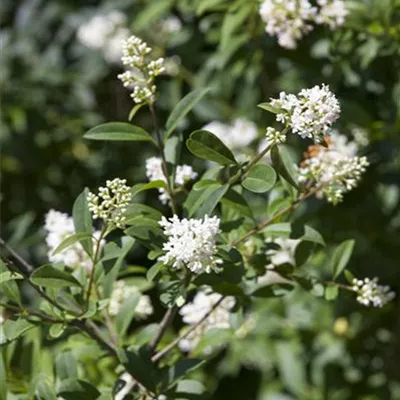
[148,306,177,352]
[232,186,320,246]
[0,237,33,273]
[149,103,178,215]
[151,296,225,362]
[0,302,64,324]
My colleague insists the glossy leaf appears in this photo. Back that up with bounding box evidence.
[72,188,93,256]
[331,239,355,279]
[271,145,299,189]
[242,164,277,193]
[30,265,81,288]
[186,130,237,165]
[165,88,210,137]
[84,122,154,142]
[51,232,93,256]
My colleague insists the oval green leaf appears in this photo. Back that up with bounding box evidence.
[84,122,154,143]
[187,130,237,165]
[31,265,82,288]
[271,145,299,189]
[165,88,210,137]
[331,239,355,279]
[52,232,93,256]
[242,164,277,193]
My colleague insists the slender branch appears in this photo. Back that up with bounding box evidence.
[232,186,320,246]
[0,302,64,324]
[148,306,177,353]
[151,296,225,362]
[228,143,273,186]
[86,228,106,303]
[0,237,33,274]
[149,103,178,215]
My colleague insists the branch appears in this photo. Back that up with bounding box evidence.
[232,186,319,246]
[148,306,177,353]
[151,296,225,362]
[0,302,64,324]
[0,237,33,274]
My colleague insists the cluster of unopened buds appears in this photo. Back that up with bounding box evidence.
[145,157,197,204]
[259,0,348,49]
[269,84,340,143]
[265,127,287,145]
[118,35,165,104]
[352,277,395,308]
[158,215,222,275]
[298,132,369,203]
[87,178,132,228]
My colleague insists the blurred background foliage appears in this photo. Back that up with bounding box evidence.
[1,0,400,399]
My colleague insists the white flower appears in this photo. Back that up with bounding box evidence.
[159,215,222,274]
[145,157,197,204]
[44,210,102,271]
[315,0,348,29]
[160,16,182,34]
[178,290,234,352]
[259,0,348,49]
[259,0,317,49]
[270,84,340,142]
[118,35,165,105]
[298,132,369,203]
[202,118,258,150]
[108,280,153,318]
[265,237,300,268]
[87,178,132,228]
[77,11,129,63]
[352,277,395,308]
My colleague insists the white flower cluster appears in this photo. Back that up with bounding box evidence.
[108,280,153,318]
[87,178,132,228]
[45,210,102,271]
[202,118,258,150]
[77,11,129,63]
[298,132,369,203]
[269,84,340,142]
[158,215,222,274]
[259,0,348,49]
[178,290,235,352]
[265,127,287,146]
[118,36,165,105]
[145,157,197,204]
[352,278,395,308]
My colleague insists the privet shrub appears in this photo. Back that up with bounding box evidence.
[1,1,399,399]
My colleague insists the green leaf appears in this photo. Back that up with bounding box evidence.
[221,189,253,218]
[271,145,299,189]
[0,319,35,344]
[186,130,237,165]
[263,223,325,246]
[72,188,93,256]
[165,89,210,137]
[56,352,78,381]
[115,294,140,337]
[57,379,100,400]
[196,0,225,15]
[49,323,65,339]
[128,103,145,121]
[257,102,281,114]
[0,271,23,283]
[164,359,205,389]
[325,284,339,301]
[331,239,355,279]
[125,221,164,251]
[123,348,160,391]
[147,261,164,282]
[131,181,167,198]
[184,183,229,217]
[0,260,22,305]
[30,265,81,288]
[51,233,93,256]
[84,122,154,143]
[172,380,206,398]
[242,164,277,193]
[0,351,6,400]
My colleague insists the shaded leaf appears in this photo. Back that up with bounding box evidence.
[331,239,355,279]
[30,265,81,288]
[271,145,299,189]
